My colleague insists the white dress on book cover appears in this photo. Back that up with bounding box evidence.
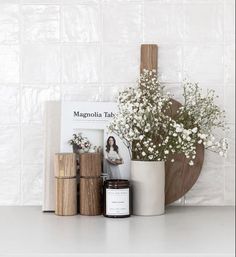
[105,147,122,179]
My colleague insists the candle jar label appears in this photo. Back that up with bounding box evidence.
[106,188,129,216]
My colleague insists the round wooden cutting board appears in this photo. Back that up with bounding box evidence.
[164,99,204,205]
[140,44,204,205]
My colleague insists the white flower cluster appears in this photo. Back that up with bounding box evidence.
[69,133,91,150]
[109,70,199,164]
[108,71,229,165]
[177,81,229,158]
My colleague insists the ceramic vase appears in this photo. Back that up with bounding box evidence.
[131,160,165,216]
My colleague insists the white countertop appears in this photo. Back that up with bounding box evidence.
[0,206,234,257]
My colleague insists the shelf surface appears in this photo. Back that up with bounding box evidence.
[0,206,234,257]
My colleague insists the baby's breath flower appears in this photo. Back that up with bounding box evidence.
[108,72,229,164]
[189,160,194,166]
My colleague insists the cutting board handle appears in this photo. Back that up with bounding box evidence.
[140,44,158,73]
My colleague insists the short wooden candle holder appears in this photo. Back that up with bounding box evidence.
[54,153,77,216]
[79,153,102,216]
[55,178,77,216]
[80,177,102,215]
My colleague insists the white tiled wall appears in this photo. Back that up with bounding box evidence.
[0,0,235,206]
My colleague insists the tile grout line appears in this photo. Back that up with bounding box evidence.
[19,0,24,205]
[141,0,144,43]
[182,0,186,206]
[100,0,104,92]
[222,0,226,205]
[1,42,226,47]
[59,0,63,96]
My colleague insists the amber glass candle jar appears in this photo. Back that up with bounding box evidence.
[103,179,131,218]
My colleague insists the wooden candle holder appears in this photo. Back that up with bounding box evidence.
[80,153,101,177]
[79,153,102,216]
[55,178,77,216]
[80,177,102,215]
[54,153,77,216]
[54,153,77,178]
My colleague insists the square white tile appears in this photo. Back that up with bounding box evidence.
[62,4,100,42]
[103,44,139,83]
[185,159,225,205]
[61,0,99,4]
[185,149,226,206]
[21,164,43,205]
[0,46,19,83]
[22,45,60,83]
[61,84,102,101]
[183,45,224,84]
[22,5,60,42]
[22,86,60,123]
[96,85,129,102]
[62,45,101,83]
[22,0,60,3]
[224,164,235,205]
[103,2,142,43]
[22,124,43,165]
[0,164,20,205]
[224,123,235,205]
[224,2,235,44]
[183,0,223,3]
[184,3,223,43]
[0,0,19,3]
[0,4,19,43]
[158,45,183,83]
[0,86,19,125]
[143,2,184,43]
[224,44,235,84]
[103,0,143,2]
[62,84,130,102]
[0,125,20,165]
[225,123,235,166]
[224,86,235,124]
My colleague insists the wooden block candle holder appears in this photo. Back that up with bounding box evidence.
[54,153,77,216]
[79,153,102,216]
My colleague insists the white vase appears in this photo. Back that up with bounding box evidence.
[131,160,165,216]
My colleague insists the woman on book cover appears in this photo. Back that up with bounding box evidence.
[105,136,123,179]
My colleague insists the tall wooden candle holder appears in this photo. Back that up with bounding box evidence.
[54,153,77,216]
[79,153,102,216]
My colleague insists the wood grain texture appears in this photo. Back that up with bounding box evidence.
[80,153,102,178]
[140,44,158,72]
[140,44,204,205]
[80,178,102,216]
[165,143,204,205]
[55,178,77,216]
[54,153,77,178]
